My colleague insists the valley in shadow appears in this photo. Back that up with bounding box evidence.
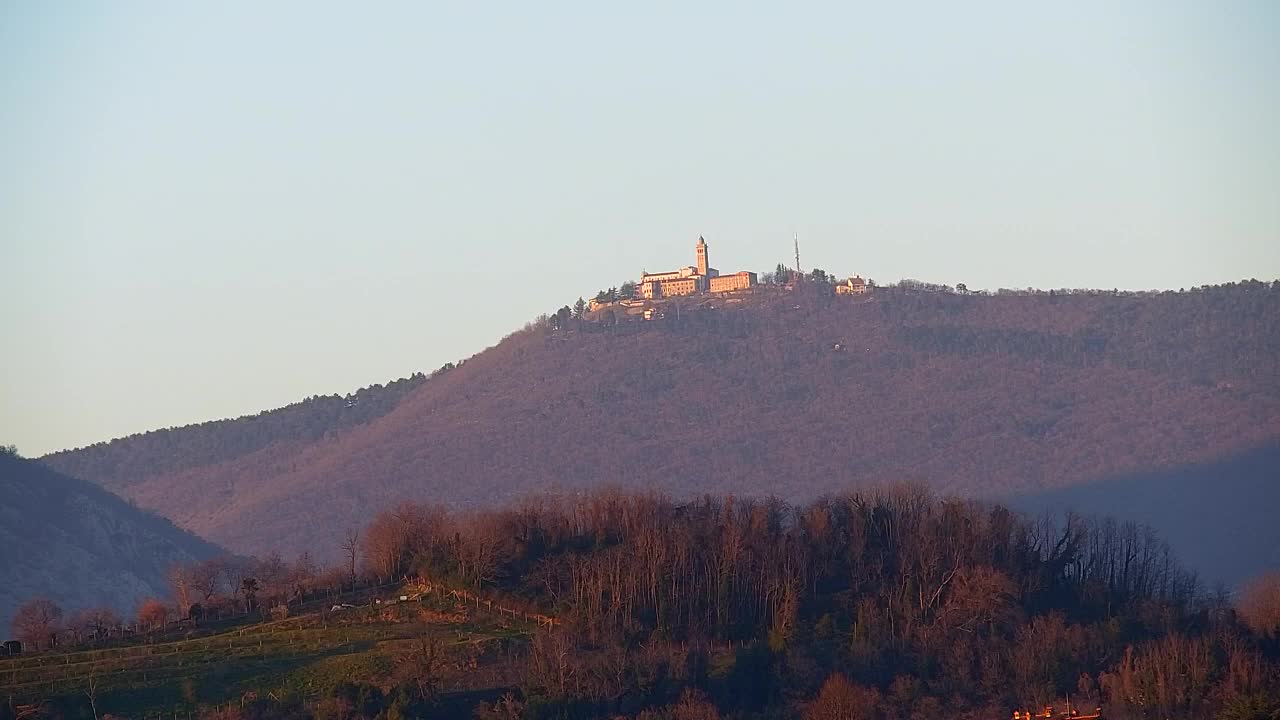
[1005,442,1280,589]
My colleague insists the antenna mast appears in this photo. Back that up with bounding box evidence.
[794,233,802,275]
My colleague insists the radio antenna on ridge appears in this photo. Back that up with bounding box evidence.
[794,233,802,275]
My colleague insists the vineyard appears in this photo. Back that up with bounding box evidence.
[0,588,534,717]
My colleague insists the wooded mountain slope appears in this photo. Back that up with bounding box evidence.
[0,451,222,634]
[41,282,1280,566]
[43,373,426,490]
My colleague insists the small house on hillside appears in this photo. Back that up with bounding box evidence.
[836,275,868,295]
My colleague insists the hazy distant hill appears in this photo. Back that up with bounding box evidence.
[41,282,1280,581]
[0,451,222,635]
[1008,442,1280,588]
[42,374,427,491]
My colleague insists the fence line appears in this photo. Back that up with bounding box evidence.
[405,578,559,627]
[1,576,553,700]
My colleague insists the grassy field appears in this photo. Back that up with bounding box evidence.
[0,593,534,718]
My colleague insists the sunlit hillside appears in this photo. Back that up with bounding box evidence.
[42,282,1280,572]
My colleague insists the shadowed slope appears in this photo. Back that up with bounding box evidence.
[1006,442,1280,588]
[0,451,223,633]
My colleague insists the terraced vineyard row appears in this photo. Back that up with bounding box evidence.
[0,591,534,714]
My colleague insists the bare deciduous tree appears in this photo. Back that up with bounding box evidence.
[85,675,100,720]
[804,673,879,720]
[137,598,170,632]
[11,598,62,650]
[341,527,360,589]
[1237,571,1280,638]
[395,628,444,703]
[169,563,193,615]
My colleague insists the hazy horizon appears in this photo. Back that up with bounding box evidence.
[4,1,1279,456]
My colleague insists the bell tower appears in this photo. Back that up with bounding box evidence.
[696,236,709,276]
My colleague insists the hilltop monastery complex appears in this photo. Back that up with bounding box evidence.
[639,236,758,299]
[587,236,868,313]
[635,235,868,299]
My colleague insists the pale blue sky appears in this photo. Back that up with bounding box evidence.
[2,1,1278,456]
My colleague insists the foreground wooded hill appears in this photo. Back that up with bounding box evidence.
[0,450,222,636]
[40,282,1280,567]
[344,487,1278,719]
[9,488,1280,720]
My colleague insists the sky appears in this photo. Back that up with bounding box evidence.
[2,1,1278,456]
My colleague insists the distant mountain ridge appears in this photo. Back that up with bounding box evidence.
[0,451,222,634]
[41,282,1280,583]
[43,373,428,490]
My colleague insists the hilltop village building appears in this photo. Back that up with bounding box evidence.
[639,237,758,299]
[835,275,868,295]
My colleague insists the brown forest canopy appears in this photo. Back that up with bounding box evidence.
[348,486,1279,719]
[10,486,1279,719]
[39,281,1280,568]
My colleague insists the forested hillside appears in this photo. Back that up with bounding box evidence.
[42,373,428,489]
[10,487,1279,719]
[41,282,1280,569]
[0,450,222,635]
[340,487,1280,719]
